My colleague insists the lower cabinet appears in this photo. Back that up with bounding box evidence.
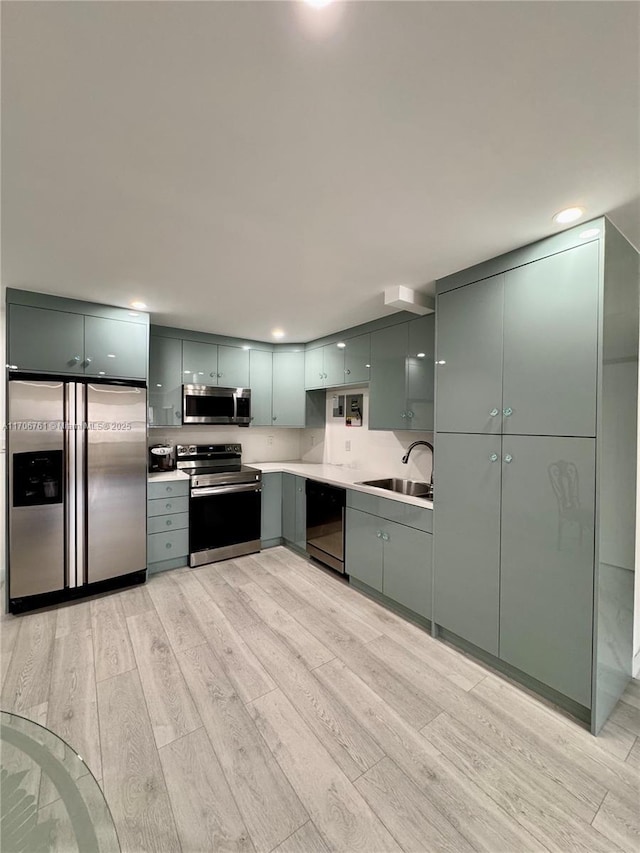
[346,506,432,620]
[433,431,596,707]
[282,473,306,551]
[147,479,190,572]
[261,472,283,544]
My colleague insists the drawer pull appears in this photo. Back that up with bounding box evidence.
[166,486,173,493]
[166,519,172,527]
[166,542,172,550]
[166,503,172,510]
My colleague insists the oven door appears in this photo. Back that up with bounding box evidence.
[189,482,262,566]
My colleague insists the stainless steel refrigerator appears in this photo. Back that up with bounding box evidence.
[8,378,147,611]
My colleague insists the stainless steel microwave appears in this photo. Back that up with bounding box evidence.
[182,385,251,426]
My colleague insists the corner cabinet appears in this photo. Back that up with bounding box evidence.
[369,315,434,431]
[8,300,148,381]
[433,218,639,732]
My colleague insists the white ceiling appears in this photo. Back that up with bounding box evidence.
[2,1,638,343]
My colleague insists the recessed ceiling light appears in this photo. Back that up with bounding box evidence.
[130,300,147,311]
[337,342,346,349]
[579,227,600,240]
[553,207,584,225]
[304,0,334,8]
[128,311,140,317]
[272,329,285,339]
[417,352,426,358]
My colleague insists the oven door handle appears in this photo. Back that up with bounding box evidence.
[191,483,262,498]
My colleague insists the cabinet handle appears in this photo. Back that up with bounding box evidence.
[489,408,499,417]
[382,532,389,542]
[323,372,328,379]
[210,372,216,378]
[489,453,498,462]
[344,369,351,375]
[85,357,93,365]
[319,373,323,379]
[166,503,172,510]
[166,519,172,526]
[166,486,173,493]
[73,355,81,363]
[218,373,223,378]
[166,542,172,549]
[406,410,414,418]
[272,415,277,421]
[176,411,181,419]
[504,454,513,464]
[503,407,513,417]
[376,530,382,538]
[400,412,406,419]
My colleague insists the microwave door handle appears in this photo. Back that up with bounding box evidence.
[191,483,262,497]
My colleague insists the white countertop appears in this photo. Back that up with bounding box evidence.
[148,470,191,483]
[250,461,433,510]
[148,461,433,509]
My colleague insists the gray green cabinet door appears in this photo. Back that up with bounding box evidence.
[499,435,595,707]
[282,473,296,543]
[383,523,432,620]
[9,305,85,374]
[435,274,504,434]
[272,351,305,427]
[182,340,218,385]
[406,315,435,431]
[369,323,409,430]
[83,316,147,379]
[294,476,306,550]
[344,334,370,384]
[261,472,283,542]
[249,350,273,426]
[433,432,502,655]
[305,347,324,389]
[345,508,383,591]
[218,345,250,388]
[502,243,599,438]
[323,343,345,387]
[149,336,183,426]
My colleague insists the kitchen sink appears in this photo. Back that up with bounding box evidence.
[357,478,433,499]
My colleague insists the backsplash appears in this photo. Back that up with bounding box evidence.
[148,426,302,463]
[301,387,434,483]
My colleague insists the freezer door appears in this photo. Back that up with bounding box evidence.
[86,384,147,583]
[8,380,65,598]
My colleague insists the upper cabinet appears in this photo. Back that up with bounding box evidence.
[8,298,148,381]
[249,349,273,426]
[369,315,434,431]
[182,340,249,388]
[149,336,182,426]
[436,242,599,437]
[272,351,305,426]
[304,334,371,389]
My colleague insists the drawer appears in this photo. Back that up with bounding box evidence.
[147,529,189,563]
[148,479,189,499]
[147,496,189,517]
[346,490,432,533]
[147,512,189,535]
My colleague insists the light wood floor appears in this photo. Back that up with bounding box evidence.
[1,545,639,853]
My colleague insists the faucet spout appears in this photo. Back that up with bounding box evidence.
[401,440,434,487]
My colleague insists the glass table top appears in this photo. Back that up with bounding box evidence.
[1,710,120,852]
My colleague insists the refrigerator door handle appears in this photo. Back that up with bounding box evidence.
[75,383,86,587]
[65,383,77,589]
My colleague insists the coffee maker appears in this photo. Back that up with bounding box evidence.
[148,444,176,472]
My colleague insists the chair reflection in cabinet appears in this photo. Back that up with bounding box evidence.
[548,459,593,550]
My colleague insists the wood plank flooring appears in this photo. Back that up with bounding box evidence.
[1,545,639,853]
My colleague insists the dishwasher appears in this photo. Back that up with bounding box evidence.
[305,480,346,574]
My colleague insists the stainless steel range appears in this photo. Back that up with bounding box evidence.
[177,443,262,567]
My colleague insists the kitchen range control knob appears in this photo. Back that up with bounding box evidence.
[176,445,186,455]
[188,445,197,454]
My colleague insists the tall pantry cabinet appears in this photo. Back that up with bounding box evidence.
[433,218,639,732]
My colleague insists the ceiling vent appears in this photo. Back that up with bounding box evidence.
[384,285,434,316]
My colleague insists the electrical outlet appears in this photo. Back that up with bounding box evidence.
[267,435,273,446]
[345,440,351,452]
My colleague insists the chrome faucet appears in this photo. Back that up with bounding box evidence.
[402,440,434,494]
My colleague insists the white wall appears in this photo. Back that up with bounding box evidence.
[300,387,434,484]
[149,425,302,465]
